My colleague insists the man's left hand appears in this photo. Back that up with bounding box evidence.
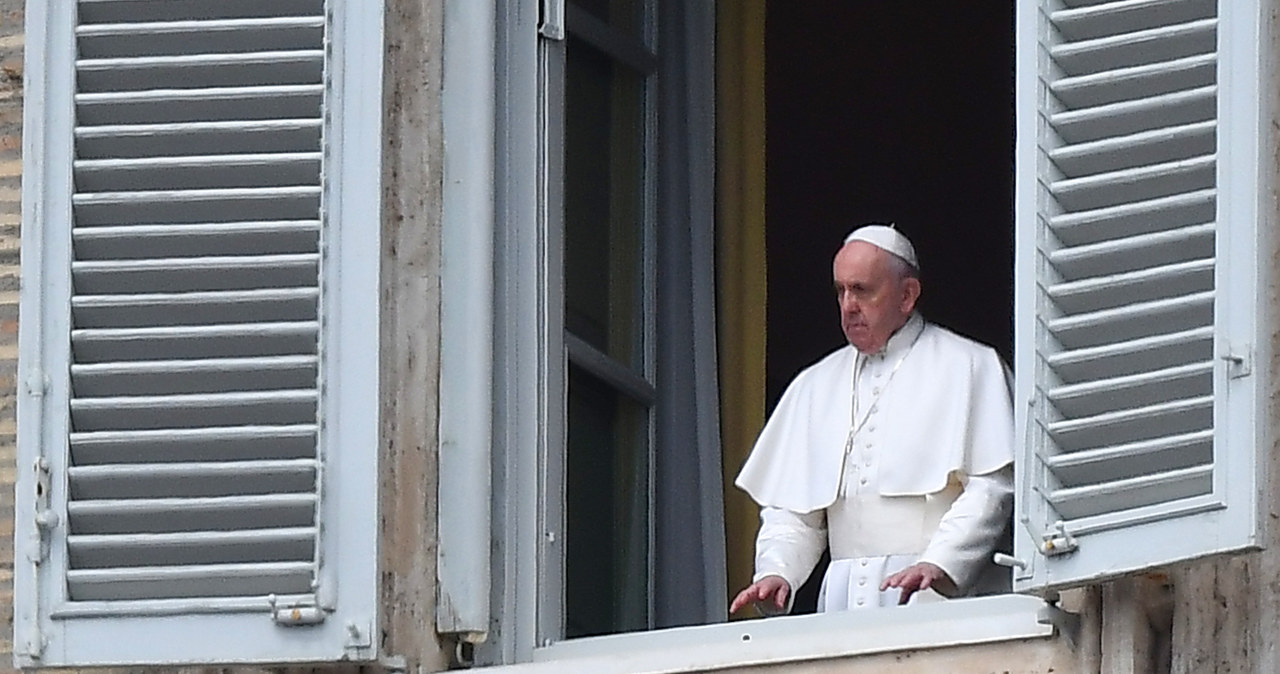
[880,562,954,604]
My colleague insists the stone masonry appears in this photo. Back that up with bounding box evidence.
[0,1,23,670]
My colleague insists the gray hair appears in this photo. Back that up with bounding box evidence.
[886,252,920,282]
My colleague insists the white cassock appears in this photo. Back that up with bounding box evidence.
[735,313,1015,612]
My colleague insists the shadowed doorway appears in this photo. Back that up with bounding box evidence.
[764,2,1015,613]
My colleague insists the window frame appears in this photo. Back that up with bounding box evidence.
[464,0,1275,667]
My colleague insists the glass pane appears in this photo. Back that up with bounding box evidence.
[570,0,644,41]
[563,36,646,371]
[564,364,649,637]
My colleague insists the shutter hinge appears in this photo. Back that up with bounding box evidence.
[539,0,566,40]
[29,457,57,563]
[24,372,48,398]
[1040,521,1078,557]
[345,619,374,658]
[1222,345,1253,379]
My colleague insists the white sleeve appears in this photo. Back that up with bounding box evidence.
[917,463,1013,594]
[753,506,827,614]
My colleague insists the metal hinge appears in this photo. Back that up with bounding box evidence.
[1040,521,1078,557]
[345,619,374,656]
[29,457,58,563]
[539,0,566,39]
[1222,344,1253,379]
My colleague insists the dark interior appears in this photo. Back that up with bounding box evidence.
[764,2,1016,613]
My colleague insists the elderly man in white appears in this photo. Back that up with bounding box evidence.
[730,224,1015,615]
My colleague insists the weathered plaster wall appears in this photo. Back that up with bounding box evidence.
[0,1,22,670]
[378,0,450,670]
[1163,4,1280,674]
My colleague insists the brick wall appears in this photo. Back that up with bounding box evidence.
[0,1,21,671]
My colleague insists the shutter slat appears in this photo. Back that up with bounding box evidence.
[71,327,317,362]
[1049,18,1217,75]
[69,494,318,534]
[1044,258,1213,314]
[74,221,320,259]
[1048,155,1215,212]
[77,16,326,36]
[69,527,317,568]
[1045,430,1213,485]
[71,424,319,465]
[77,51,324,92]
[75,119,322,161]
[75,152,322,192]
[77,85,324,125]
[1048,188,1215,245]
[1045,326,1213,384]
[1050,0,1216,41]
[67,562,316,601]
[73,355,318,395]
[1050,85,1216,145]
[1045,291,1213,349]
[69,459,317,499]
[1047,395,1213,451]
[1050,53,1215,109]
[1049,120,1215,178]
[77,0,325,24]
[73,289,318,327]
[78,50,325,70]
[71,390,318,430]
[1047,222,1213,278]
[1047,361,1212,418]
[1044,465,1213,521]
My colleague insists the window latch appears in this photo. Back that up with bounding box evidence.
[270,595,326,626]
[1040,521,1078,557]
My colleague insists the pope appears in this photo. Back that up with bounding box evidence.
[730,224,1015,615]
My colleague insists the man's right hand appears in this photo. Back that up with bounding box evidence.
[729,576,791,615]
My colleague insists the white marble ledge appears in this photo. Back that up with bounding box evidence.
[476,594,1056,674]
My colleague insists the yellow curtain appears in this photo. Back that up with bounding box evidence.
[716,0,768,614]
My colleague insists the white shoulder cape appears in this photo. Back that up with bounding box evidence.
[735,320,1014,513]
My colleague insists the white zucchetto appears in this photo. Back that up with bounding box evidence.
[844,224,919,271]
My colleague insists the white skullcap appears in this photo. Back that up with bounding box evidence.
[843,224,919,271]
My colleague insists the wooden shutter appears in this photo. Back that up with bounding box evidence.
[15,0,382,666]
[1012,0,1264,592]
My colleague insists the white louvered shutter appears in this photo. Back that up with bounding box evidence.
[15,0,382,666]
[1012,0,1264,592]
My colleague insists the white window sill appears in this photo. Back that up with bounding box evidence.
[477,594,1055,674]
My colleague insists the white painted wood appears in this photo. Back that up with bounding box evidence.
[15,0,383,665]
[437,0,497,643]
[1014,0,1264,592]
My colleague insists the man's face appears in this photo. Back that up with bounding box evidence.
[832,241,921,353]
